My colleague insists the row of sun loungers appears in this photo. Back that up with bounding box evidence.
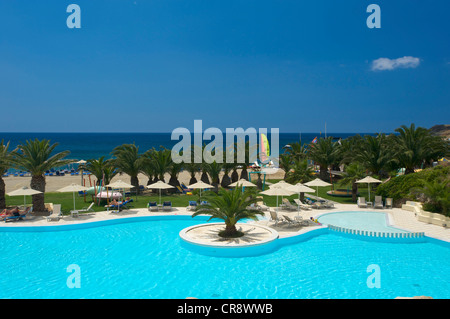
[268,210,315,227]
[148,201,173,212]
[357,196,393,209]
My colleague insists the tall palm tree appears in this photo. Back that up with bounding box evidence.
[192,186,263,238]
[167,160,183,191]
[354,134,392,177]
[111,144,143,194]
[285,158,314,184]
[308,137,339,182]
[146,147,172,182]
[13,139,72,213]
[279,153,293,180]
[205,161,222,193]
[339,163,366,202]
[393,124,446,174]
[285,140,308,160]
[0,140,16,209]
[84,156,118,186]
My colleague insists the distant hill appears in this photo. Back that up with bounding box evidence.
[429,124,450,139]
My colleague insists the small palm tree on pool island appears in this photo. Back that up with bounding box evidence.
[192,186,263,238]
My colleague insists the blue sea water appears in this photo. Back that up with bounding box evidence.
[0,132,375,161]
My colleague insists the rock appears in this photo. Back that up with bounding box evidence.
[429,124,450,139]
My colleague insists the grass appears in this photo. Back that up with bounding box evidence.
[5,180,373,214]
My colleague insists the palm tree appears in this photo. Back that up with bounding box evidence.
[285,158,314,184]
[284,140,308,160]
[205,161,222,193]
[279,153,293,180]
[13,139,72,213]
[354,134,392,177]
[167,160,183,192]
[0,140,16,209]
[308,137,339,182]
[411,179,450,216]
[146,147,172,182]
[339,163,366,202]
[192,186,263,238]
[393,124,446,174]
[111,144,143,194]
[84,157,118,186]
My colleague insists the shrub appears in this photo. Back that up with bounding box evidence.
[375,166,450,209]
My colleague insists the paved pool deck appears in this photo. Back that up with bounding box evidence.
[1,203,449,243]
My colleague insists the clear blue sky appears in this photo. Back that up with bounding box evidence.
[0,0,449,133]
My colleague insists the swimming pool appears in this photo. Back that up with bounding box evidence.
[317,211,407,233]
[0,216,449,299]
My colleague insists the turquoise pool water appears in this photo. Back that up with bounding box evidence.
[0,216,449,299]
[318,211,407,233]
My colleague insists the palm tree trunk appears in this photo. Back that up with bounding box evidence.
[319,165,328,181]
[189,176,197,185]
[131,175,140,195]
[221,174,231,188]
[31,174,46,214]
[352,181,358,202]
[200,171,210,184]
[0,177,5,209]
[240,167,248,180]
[221,223,238,237]
[231,169,239,183]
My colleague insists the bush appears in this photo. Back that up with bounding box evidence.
[375,166,450,208]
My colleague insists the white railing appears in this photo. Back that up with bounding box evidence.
[327,225,425,240]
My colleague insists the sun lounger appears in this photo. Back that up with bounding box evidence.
[46,204,62,222]
[148,202,159,212]
[162,201,172,212]
[256,201,269,211]
[4,206,32,222]
[374,196,384,209]
[282,198,297,211]
[107,200,132,213]
[78,202,95,213]
[385,198,393,209]
[294,199,312,210]
[282,215,302,226]
[269,210,285,226]
[187,201,198,211]
[357,197,368,208]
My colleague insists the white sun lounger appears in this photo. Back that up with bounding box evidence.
[374,196,384,209]
[46,204,62,222]
[357,197,368,208]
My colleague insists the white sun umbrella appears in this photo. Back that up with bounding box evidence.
[269,180,294,189]
[7,186,42,208]
[286,183,316,215]
[356,176,382,202]
[76,160,87,185]
[305,178,332,198]
[228,179,257,192]
[187,181,214,200]
[228,179,257,188]
[147,181,174,205]
[57,183,89,212]
[260,187,295,212]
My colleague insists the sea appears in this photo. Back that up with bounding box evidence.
[0,132,376,161]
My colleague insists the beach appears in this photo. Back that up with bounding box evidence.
[3,169,286,193]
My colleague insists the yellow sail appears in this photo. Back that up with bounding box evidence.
[260,133,270,162]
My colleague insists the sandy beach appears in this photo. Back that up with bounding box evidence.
[4,169,286,193]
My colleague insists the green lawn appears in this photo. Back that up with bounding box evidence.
[6,181,372,215]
